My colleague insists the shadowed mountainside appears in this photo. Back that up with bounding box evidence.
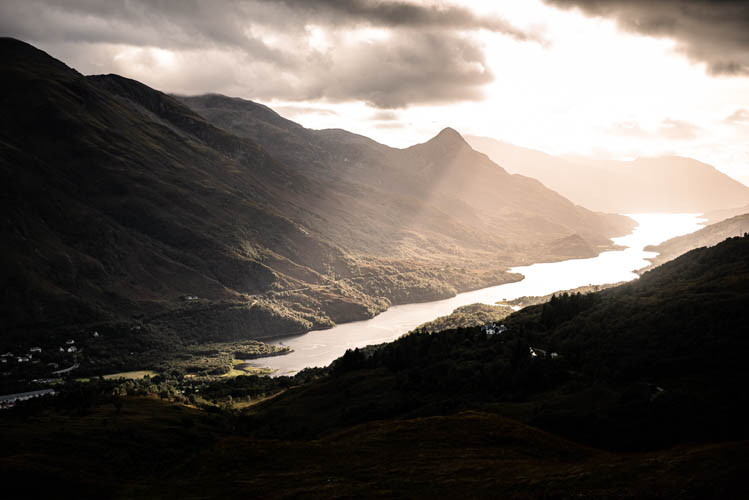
[0,38,631,367]
[245,234,749,452]
[467,135,749,213]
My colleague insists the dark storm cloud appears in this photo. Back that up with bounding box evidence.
[544,0,749,75]
[260,0,534,40]
[0,0,537,107]
[304,32,494,108]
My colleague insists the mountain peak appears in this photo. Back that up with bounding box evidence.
[434,127,466,144]
[418,127,470,153]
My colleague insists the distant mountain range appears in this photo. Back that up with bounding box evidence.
[644,212,749,269]
[704,203,749,224]
[0,38,632,355]
[467,136,749,213]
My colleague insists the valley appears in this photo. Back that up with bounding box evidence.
[3,23,749,499]
[247,213,704,375]
[1,38,632,386]
[3,229,749,499]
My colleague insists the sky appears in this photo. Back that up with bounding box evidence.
[2,0,749,185]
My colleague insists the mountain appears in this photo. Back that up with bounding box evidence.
[704,203,749,223]
[644,212,749,269]
[0,38,632,369]
[467,135,749,213]
[178,95,632,253]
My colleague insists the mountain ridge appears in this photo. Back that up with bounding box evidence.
[178,93,633,252]
[467,135,749,213]
[1,38,631,376]
[643,212,749,269]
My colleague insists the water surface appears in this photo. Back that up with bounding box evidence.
[251,213,704,375]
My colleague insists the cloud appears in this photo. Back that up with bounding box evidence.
[658,118,700,140]
[374,122,406,129]
[273,105,340,118]
[544,0,749,76]
[259,0,536,40]
[608,121,649,137]
[607,118,701,141]
[725,108,749,124]
[0,0,538,108]
[371,110,400,121]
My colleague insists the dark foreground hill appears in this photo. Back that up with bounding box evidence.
[244,234,749,452]
[0,38,631,375]
[2,235,749,498]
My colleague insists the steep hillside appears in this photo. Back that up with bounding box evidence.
[245,235,749,451]
[179,95,633,254]
[0,38,357,344]
[644,213,749,268]
[1,38,631,374]
[467,135,749,213]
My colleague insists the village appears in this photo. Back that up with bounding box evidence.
[0,331,102,408]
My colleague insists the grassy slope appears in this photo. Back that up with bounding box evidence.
[2,397,747,499]
[2,236,749,497]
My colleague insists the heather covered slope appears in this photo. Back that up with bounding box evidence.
[467,135,749,213]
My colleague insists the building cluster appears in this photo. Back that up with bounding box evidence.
[480,323,507,335]
[1,347,44,364]
[529,347,560,359]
